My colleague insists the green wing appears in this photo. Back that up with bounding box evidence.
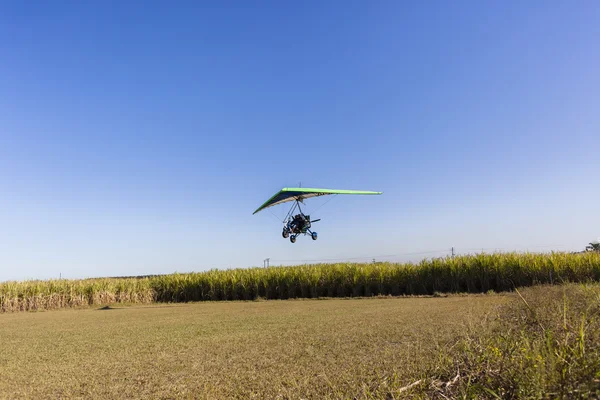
[253,187,382,215]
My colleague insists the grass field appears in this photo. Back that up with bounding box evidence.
[1,284,599,399]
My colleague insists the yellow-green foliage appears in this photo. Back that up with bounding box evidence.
[0,278,154,312]
[420,284,600,399]
[151,252,600,302]
[2,252,600,312]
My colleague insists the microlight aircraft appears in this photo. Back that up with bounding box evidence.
[253,187,382,243]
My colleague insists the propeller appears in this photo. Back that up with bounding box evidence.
[311,219,321,223]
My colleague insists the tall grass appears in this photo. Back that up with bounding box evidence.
[2,252,600,312]
[416,283,600,399]
[0,278,154,312]
[357,283,600,399]
[151,252,600,302]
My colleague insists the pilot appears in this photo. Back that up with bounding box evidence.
[293,214,305,231]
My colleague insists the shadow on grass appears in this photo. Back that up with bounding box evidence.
[96,305,118,310]
[95,304,184,310]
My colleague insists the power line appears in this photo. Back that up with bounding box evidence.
[459,244,566,252]
[268,245,567,265]
[271,249,450,264]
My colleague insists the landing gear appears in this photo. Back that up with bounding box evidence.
[282,200,320,243]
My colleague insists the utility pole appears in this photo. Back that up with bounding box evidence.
[451,247,455,258]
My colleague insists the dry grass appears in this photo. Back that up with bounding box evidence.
[2,285,599,399]
[425,284,600,399]
[0,294,501,399]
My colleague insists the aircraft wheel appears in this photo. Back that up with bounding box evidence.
[311,232,318,240]
[282,229,289,239]
[290,235,296,243]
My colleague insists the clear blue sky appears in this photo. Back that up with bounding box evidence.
[1,1,598,281]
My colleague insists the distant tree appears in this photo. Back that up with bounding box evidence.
[586,239,600,252]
